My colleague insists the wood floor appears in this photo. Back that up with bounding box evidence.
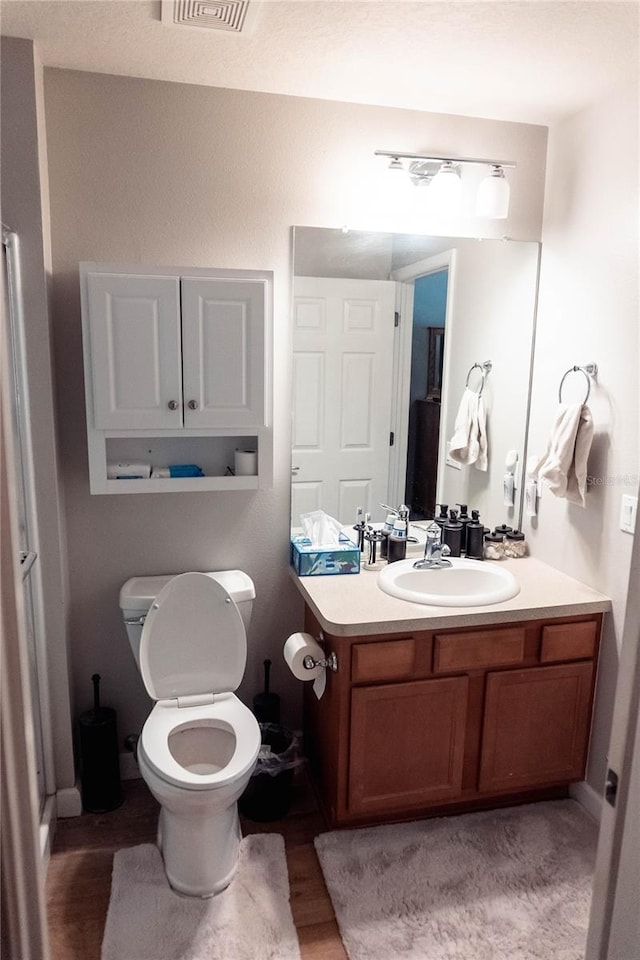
[46,773,347,960]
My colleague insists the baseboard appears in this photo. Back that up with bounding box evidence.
[56,784,82,819]
[570,780,603,822]
[40,795,56,865]
[120,750,141,781]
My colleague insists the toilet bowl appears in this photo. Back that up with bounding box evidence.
[119,570,261,897]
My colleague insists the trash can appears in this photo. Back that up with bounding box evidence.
[239,723,302,822]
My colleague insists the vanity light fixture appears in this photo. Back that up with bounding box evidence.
[375,150,516,219]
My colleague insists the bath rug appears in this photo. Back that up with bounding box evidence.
[315,799,597,960]
[101,834,300,960]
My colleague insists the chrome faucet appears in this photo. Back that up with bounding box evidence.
[413,522,452,570]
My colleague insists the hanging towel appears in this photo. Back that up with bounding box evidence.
[529,403,594,507]
[448,387,488,471]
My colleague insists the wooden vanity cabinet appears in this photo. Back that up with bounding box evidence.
[302,610,602,828]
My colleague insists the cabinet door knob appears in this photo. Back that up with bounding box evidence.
[167,400,179,410]
[188,400,198,410]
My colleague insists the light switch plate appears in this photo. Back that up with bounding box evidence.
[620,495,637,534]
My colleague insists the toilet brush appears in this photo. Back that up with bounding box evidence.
[253,659,281,723]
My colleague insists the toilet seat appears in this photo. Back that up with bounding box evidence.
[139,571,246,701]
[140,693,260,791]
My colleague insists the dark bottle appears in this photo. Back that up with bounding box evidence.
[434,503,449,534]
[466,510,485,560]
[379,512,396,560]
[387,511,408,563]
[456,502,471,553]
[442,509,463,557]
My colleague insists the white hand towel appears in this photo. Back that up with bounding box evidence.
[530,403,594,507]
[448,388,488,471]
[475,393,488,472]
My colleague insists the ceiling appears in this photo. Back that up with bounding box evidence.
[1,0,638,125]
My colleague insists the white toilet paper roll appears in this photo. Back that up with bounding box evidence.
[235,449,258,476]
[284,632,325,681]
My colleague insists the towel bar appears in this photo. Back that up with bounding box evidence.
[558,363,598,404]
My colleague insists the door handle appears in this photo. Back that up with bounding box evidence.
[188,400,198,410]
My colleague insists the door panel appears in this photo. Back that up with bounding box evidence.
[87,273,182,429]
[349,676,468,815]
[181,278,266,427]
[292,277,395,524]
[479,662,594,793]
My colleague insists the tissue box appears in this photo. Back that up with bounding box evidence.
[290,535,360,576]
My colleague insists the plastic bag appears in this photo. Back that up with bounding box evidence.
[253,724,304,778]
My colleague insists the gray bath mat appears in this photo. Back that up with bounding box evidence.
[315,800,597,960]
[101,834,300,960]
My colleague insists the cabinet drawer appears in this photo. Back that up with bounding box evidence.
[540,621,598,663]
[433,628,525,673]
[352,638,415,683]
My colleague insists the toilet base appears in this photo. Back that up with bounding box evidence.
[158,800,242,898]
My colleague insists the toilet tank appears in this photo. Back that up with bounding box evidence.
[119,570,255,673]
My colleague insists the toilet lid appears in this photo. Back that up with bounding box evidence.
[139,572,246,701]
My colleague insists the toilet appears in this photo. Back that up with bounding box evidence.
[119,569,261,898]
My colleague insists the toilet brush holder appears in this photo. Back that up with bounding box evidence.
[78,674,123,813]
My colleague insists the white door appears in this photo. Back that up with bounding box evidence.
[181,278,266,428]
[291,277,395,525]
[585,492,640,960]
[86,273,182,429]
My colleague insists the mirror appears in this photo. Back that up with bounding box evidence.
[291,227,540,533]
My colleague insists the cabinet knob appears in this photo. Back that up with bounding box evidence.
[167,400,179,410]
[188,400,198,410]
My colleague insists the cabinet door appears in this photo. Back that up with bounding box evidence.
[479,661,594,793]
[349,676,468,816]
[181,278,266,428]
[86,273,182,429]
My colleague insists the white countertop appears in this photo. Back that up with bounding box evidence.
[291,556,611,637]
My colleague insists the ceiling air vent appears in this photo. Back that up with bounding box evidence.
[161,0,256,34]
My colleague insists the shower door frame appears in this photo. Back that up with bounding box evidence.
[2,225,57,813]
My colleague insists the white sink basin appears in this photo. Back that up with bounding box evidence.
[377,557,520,607]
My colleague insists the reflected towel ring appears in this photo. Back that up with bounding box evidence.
[465,361,492,397]
[558,363,598,404]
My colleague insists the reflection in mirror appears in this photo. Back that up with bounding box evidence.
[291,227,540,533]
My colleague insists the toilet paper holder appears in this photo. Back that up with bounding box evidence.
[303,632,338,673]
[303,651,338,673]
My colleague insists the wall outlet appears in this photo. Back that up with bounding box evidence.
[619,495,637,534]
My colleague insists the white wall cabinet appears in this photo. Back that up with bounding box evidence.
[80,263,272,494]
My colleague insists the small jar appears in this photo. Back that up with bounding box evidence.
[483,532,505,560]
[493,524,513,538]
[503,529,527,558]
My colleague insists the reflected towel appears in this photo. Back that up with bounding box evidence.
[448,388,488,471]
[529,403,593,507]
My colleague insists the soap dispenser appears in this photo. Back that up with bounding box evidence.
[434,503,449,533]
[465,510,485,561]
[456,503,471,553]
[442,509,463,558]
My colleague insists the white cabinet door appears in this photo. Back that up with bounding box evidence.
[181,278,266,428]
[291,277,395,525]
[87,273,182,429]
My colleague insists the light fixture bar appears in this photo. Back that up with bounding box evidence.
[375,150,516,170]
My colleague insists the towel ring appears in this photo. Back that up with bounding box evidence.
[558,363,598,404]
[465,361,492,397]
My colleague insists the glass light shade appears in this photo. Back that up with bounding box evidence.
[428,162,462,215]
[476,166,510,219]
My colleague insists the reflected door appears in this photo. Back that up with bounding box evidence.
[292,277,395,524]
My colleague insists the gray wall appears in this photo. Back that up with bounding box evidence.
[42,67,548,744]
[1,37,75,792]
